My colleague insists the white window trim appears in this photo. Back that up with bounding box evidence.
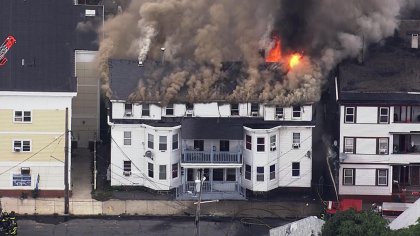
[270,164,276,180]
[379,107,389,124]
[124,104,133,117]
[159,165,167,180]
[257,137,265,152]
[378,138,389,155]
[123,160,132,172]
[291,162,300,178]
[12,139,32,152]
[344,137,354,154]
[148,133,154,149]
[172,133,179,150]
[165,105,174,116]
[292,133,301,149]
[142,104,150,117]
[256,167,264,182]
[13,110,32,123]
[123,131,131,146]
[292,106,302,120]
[343,168,354,186]
[377,169,388,186]
[344,107,355,123]
[159,136,167,151]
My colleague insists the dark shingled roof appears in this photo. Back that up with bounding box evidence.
[0,1,102,92]
[338,41,420,104]
[181,118,244,140]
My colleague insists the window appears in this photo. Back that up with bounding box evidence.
[412,33,419,49]
[226,169,236,181]
[343,168,355,185]
[245,135,252,150]
[345,107,355,123]
[148,134,154,149]
[377,169,388,186]
[123,131,131,145]
[378,138,389,155]
[124,104,133,116]
[172,163,179,178]
[231,104,239,116]
[12,174,31,186]
[275,106,284,119]
[14,111,32,122]
[344,137,355,153]
[257,167,264,181]
[166,104,174,115]
[85,9,96,16]
[13,140,31,152]
[148,163,154,178]
[292,162,300,177]
[292,106,301,119]
[220,140,229,152]
[194,140,204,151]
[292,133,300,148]
[270,135,276,151]
[123,161,131,172]
[159,165,167,180]
[172,134,179,150]
[257,138,265,152]
[379,107,389,123]
[159,136,167,151]
[251,103,259,116]
[142,104,150,116]
[245,164,251,180]
[270,164,275,180]
[213,169,224,181]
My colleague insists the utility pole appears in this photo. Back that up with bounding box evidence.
[194,170,204,236]
[64,108,69,214]
[93,133,97,190]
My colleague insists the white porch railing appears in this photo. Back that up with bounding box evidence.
[182,150,242,164]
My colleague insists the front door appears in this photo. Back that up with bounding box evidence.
[411,166,420,186]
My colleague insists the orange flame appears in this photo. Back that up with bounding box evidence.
[265,38,282,63]
[289,53,302,69]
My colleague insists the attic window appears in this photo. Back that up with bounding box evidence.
[412,34,418,49]
[85,9,96,17]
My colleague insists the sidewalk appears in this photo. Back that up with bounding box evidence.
[0,197,321,218]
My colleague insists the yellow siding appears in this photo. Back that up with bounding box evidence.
[0,109,65,132]
[0,134,65,162]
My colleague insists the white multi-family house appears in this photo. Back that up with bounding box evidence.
[107,59,315,200]
[336,27,420,202]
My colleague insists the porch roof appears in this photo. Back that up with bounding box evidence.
[181,118,243,140]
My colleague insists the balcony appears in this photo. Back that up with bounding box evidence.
[175,181,246,200]
[393,134,420,154]
[182,150,242,165]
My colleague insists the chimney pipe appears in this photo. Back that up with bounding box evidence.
[160,47,166,64]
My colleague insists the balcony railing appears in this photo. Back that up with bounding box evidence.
[182,150,242,164]
[181,181,244,193]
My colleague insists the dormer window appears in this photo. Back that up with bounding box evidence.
[231,104,239,116]
[412,34,418,49]
[292,106,302,119]
[124,104,133,117]
[142,104,150,117]
[166,104,174,116]
[275,106,284,119]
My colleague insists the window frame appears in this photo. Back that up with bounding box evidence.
[378,138,389,155]
[275,106,284,119]
[257,137,265,152]
[172,133,179,150]
[231,104,239,116]
[226,168,236,181]
[165,104,174,116]
[172,163,179,179]
[270,164,275,180]
[123,161,131,172]
[220,140,230,152]
[292,106,302,119]
[13,140,31,152]
[193,140,204,151]
[245,164,251,180]
[159,165,167,180]
[148,163,154,178]
[142,104,150,117]
[124,104,133,117]
[343,168,355,186]
[123,131,131,146]
[292,133,300,148]
[292,162,300,177]
[376,169,388,186]
[159,136,167,151]
[212,169,224,181]
[344,106,356,123]
[148,133,154,149]
[378,107,389,124]
[344,137,355,154]
[256,167,264,182]
[14,110,32,123]
[270,135,276,151]
[245,135,252,150]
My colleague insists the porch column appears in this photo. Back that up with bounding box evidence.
[210,169,213,192]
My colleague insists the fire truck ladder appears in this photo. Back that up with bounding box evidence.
[0,35,16,66]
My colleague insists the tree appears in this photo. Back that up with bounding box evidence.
[321,209,391,236]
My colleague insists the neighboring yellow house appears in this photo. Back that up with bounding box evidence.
[0,1,103,197]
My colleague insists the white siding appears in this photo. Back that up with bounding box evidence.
[355,169,376,185]
[219,104,231,117]
[356,107,378,123]
[173,104,186,116]
[355,138,377,154]
[193,103,219,117]
[239,103,248,116]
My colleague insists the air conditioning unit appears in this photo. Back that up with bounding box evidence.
[251,111,259,117]
[185,110,194,117]
[292,143,300,149]
[379,149,388,154]
[270,145,276,151]
[125,111,132,117]
[21,167,30,175]
[275,114,284,120]
[14,147,21,152]
[123,171,131,176]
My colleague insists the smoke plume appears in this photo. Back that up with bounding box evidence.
[98,0,418,105]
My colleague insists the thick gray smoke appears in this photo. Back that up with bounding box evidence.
[98,0,417,105]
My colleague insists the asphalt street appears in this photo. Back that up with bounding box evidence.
[17,216,290,236]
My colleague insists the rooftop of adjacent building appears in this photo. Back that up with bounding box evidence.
[0,0,102,93]
[337,20,420,104]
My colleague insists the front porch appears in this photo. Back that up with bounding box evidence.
[182,150,242,164]
[392,165,420,202]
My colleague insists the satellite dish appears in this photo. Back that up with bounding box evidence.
[144,150,153,159]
